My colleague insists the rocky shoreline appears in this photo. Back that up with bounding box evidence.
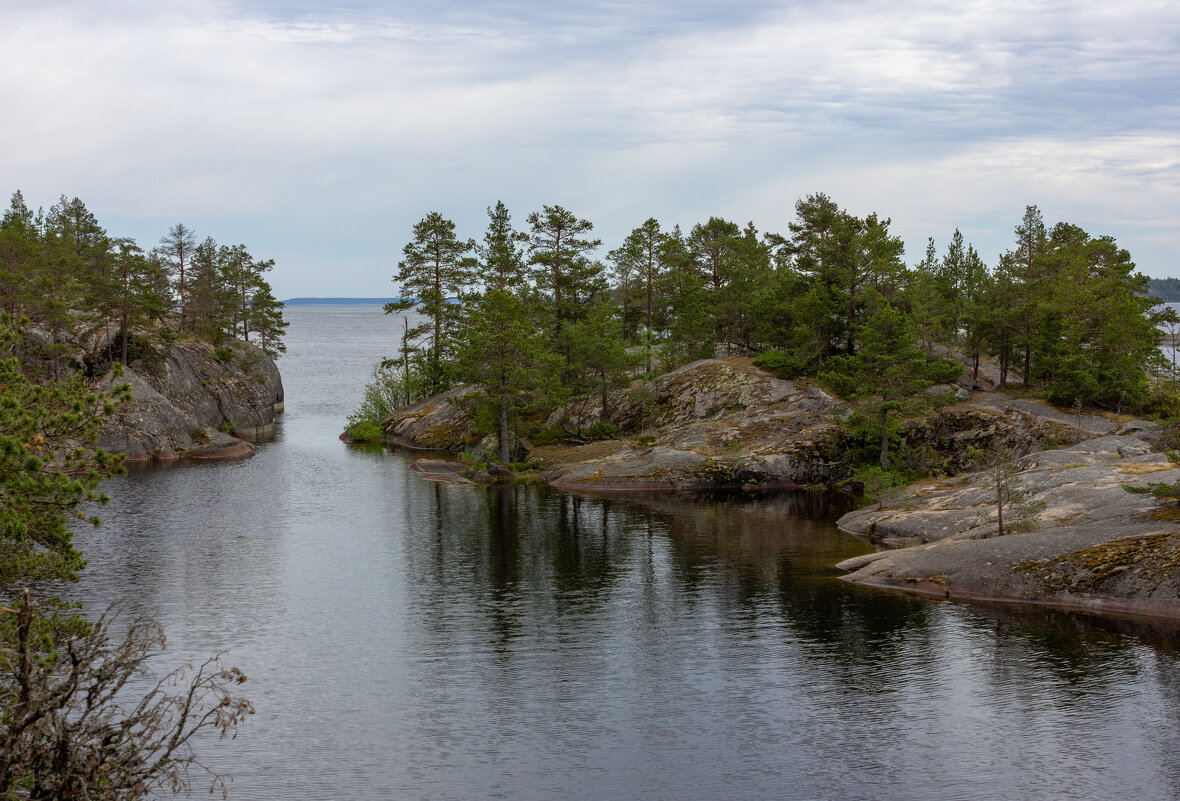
[98,337,284,463]
[32,320,288,464]
[834,432,1180,621]
[378,355,1180,620]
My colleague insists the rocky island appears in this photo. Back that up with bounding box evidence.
[344,197,1179,621]
[379,353,1180,620]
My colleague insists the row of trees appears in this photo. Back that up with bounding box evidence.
[0,191,287,363]
[370,195,1168,465]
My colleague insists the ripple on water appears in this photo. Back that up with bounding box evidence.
[69,307,1180,801]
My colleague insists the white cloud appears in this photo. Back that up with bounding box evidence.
[2,0,1178,295]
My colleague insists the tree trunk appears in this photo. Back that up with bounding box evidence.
[995,472,1004,537]
[601,376,610,423]
[646,281,653,374]
[878,403,890,469]
[498,389,510,465]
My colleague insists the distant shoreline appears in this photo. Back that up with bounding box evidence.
[283,297,407,306]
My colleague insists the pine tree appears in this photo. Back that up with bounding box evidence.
[525,205,604,338]
[186,236,233,343]
[476,201,528,293]
[1007,205,1049,388]
[821,294,961,468]
[609,218,669,371]
[159,223,197,330]
[564,298,632,426]
[393,212,476,393]
[247,284,289,357]
[457,290,559,464]
[111,238,169,365]
[0,315,128,586]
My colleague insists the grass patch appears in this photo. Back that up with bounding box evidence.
[345,420,384,443]
[1118,462,1175,475]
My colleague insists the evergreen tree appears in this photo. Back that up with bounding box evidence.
[0,192,41,319]
[958,244,992,387]
[476,201,527,293]
[524,205,604,337]
[609,218,669,371]
[564,298,632,425]
[1007,205,1049,388]
[393,212,476,393]
[159,222,197,330]
[0,315,127,587]
[821,295,960,468]
[247,283,289,357]
[456,290,559,464]
[906,240,945,355]
[110,239,169,365]
[186,236,233,343]
[1035,223,1162,409]
[661,227,713,369]
[781,194,904,359]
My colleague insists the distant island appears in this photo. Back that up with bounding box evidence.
[283,297,408,305]
[1149,278,1180,302]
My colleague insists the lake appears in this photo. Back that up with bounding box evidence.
[72,305,1180,800]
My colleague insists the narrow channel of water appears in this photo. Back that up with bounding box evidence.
[71,306,1180,800]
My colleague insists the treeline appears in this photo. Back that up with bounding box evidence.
[0,190,287,367]
[1149,278,1180,302]
[354,195,1169,462]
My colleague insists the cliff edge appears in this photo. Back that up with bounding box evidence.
[94,336,284,463]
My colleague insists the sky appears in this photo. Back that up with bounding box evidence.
[2,0,1178,298]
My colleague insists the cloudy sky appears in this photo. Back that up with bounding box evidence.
[3,0,1178,297]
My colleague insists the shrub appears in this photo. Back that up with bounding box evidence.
[1142,384,1180,421]
[753,350,816,379]
[530,427,568,446]
[345,420,384,443]
[584,421,620,440]
[344,362,426,440]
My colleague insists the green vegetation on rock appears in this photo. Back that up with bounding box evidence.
[363,194,1170,485]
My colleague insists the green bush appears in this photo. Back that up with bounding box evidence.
[753,350,816,378]
[584,421,620,440]
[1142,384,1180,421]
[530,427,568,446]
[344,362,425,439]
[345,420,384,443]
[213,345,235,362]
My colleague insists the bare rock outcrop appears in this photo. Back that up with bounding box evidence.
[836,432,1180,619]
[96,339,283,463]
[379,356,1156,497]
[381,386,480,450]
[534,358,842,490]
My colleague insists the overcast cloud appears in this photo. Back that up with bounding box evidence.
[2,0,1177,296]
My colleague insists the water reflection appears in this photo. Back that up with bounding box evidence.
[68,307,1180,801]
[378,480,1180,800]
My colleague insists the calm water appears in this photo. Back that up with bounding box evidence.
[73,306,1180,801]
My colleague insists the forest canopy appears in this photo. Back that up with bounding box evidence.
[356,195,1172,467]
[0,190,288,363]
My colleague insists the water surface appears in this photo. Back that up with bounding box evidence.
[73,306,1180,800]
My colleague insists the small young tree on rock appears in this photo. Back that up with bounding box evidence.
[821,293,960,469]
